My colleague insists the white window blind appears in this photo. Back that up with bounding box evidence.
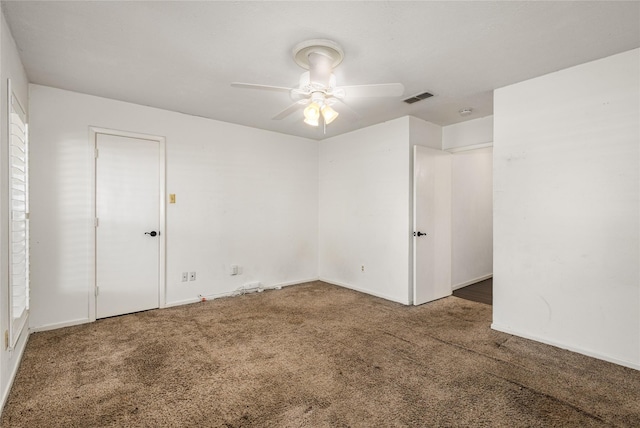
[8,79,29,349]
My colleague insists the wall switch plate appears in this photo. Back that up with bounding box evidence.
[181,272,188,282]
[169,194,176,204]
[230,265,238,275]
[189,272,196,281]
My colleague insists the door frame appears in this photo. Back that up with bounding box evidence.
[88,127,166,322]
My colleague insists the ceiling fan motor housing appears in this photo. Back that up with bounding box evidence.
[308,52,334,87]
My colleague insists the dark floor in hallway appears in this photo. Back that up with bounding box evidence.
[453,278,492,305]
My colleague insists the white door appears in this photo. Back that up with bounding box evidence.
[96,133,160,318]
[413,145,452,305]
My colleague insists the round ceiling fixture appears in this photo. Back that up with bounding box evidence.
[292,39,344,70]
[458,107,473,117]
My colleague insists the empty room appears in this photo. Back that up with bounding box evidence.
[0,1,638,426]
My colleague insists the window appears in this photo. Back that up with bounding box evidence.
[8,80,29,349]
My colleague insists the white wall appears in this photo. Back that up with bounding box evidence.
[442,115,493,150]
[442,117,494,289]
[28,85,319,330]
[0,11,30,411]
[409,116,442,151]
[451,147,493,289]
[319,117,412,303]
[493,49,639,369]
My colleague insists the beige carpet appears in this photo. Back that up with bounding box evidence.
[2,281,639,427]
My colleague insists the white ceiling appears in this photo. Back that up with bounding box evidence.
[2,1,639,140]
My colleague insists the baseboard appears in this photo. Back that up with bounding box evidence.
[165,297,205,307]
[491,322,640,371]
[30,318,91,333]
[319,277,410,305]
[1,328,29,416]
[273,277,319,288]
[452,273,493,291]
[165,277,320,308]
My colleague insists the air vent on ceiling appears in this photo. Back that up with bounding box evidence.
[403,91,434,104]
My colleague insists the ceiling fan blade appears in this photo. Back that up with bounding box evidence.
[231,82,292,93]
[291,88,312,98]
[272,101,307,120]
[334,98,362,119]
[338,83,404,98]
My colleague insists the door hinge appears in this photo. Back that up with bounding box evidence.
[95,286,99,296]
[95,148,99,159]
[95,218,99,227]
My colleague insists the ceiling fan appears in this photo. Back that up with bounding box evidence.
[231,39,404,128]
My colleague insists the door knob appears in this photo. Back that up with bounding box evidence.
[145,231,158,237]
[414,231,427,237]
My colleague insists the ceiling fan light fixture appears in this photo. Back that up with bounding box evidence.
[304,116,319,127]
[304,102,320,126]
[321,104,339,124]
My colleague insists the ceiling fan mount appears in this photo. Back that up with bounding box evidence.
[292,39,344,70]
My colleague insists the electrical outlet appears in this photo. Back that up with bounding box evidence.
[189,272,196,281]
[361,265,365,272]
[181,272,188,282]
